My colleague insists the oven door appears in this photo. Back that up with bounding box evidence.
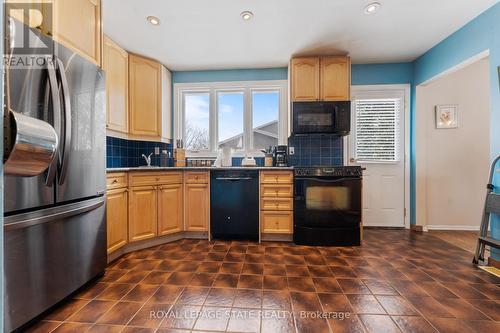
[294,176,361,228]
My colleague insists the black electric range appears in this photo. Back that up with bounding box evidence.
[293,166,362,246]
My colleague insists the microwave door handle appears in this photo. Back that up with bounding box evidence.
[56,58,72,185]
[45,60,61,186]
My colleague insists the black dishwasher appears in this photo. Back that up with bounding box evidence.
[210,170,259,240]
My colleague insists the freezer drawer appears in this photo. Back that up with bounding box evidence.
[4,197,106,332]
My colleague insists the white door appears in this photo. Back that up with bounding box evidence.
[347,87,407,227]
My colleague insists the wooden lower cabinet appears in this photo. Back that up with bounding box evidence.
[185,183,209,231]
[128,185,157,242]
[158,184,183,235]
[106,188,128,254]
[261,211,293,234]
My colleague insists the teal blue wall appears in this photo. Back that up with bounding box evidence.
[413,2,500,258]
[351,63,414,85]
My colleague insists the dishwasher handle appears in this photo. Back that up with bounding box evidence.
[215,177,254,181]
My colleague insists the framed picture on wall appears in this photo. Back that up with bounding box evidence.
[435,105,458,129]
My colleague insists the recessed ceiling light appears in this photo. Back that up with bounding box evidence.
[240,11,253,21]
[147,16,160,25]
[364,2,381,14]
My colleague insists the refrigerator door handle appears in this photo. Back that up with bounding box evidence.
[45,59,62,186]
[56,58,72,185]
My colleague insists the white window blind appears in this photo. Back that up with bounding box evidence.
[354,98,401,162]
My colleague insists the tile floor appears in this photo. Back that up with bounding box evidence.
[26,229,499,333]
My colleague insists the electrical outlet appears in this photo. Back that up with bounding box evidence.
[154,147,160,155]
[289,146,295,155]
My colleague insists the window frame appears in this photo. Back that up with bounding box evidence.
[174,80,288,157]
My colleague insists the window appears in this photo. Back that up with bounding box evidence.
[354,98,401,162]
[175,80,287,156]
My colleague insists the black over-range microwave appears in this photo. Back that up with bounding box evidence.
[292,101,351,136]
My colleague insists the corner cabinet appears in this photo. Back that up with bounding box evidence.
[291,56,351,102]
[129,54,162,138]
[104,36,128,133]
[53,0,102,66]
[128,185,157,242]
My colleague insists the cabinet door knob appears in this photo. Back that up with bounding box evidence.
[112,179,118,184]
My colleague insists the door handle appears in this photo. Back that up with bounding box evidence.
[56,58,72,185]
[350,158,355,163]
[45,59,62,186]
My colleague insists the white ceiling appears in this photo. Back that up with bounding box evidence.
[102,0,499,71]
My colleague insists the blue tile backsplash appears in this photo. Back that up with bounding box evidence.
[106,136,173,168]
[288,134,343,167]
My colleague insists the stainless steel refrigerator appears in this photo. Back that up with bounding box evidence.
[3,18,107,332]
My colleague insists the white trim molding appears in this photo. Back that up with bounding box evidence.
[426,225,481,231]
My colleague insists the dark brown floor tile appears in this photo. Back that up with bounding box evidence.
[261,313,295,333]
[313,277,343,293]
[363,279,399,295]
[286,265,310,277]
[245,253,265,263]
[238,274,263,289]
[51,322,93,333]
[294,315,330,333]
[389,280,430,298]
[87,324,124,333]
[213,273,239,288]
[392,316,438,333]
[464,320,500,333]
[304,255,326,265]
[205,288,236,307]
[359,314,401,333]
[220,262,243,274]
[406,297,454,318]
[419,281,458,299]
[402,269,435,282]
[427,317,473,333]
[308,265,333,277]
[466,299,500,321]
[196,261,221,273]
[376,296,418,315]
[101,269,129,283]
[229,245,248,253]
[263,275,288,290]
[24,320,62,333]
[247,245,265,254]
[115,259,142,270]
[265,246,285,255]
[157,260,181,271]
[141,271,170,285]
[443,282,488,299]
[290,292,322,311]
[262,290,292,310]
[117,271,149,284]
[225,252,247,262]
[97,301,142,325]
[233,289,262,308]
[212,244,230,252]
[125,327,156,333]
[328,315,365,333]
[318,293,353,312]
[347,294,386,314]
[263,264,287,276]
[74,282,109,300]
[436,298,490,320]
[160,304,201,330]
[45,299,89,321]
[131,259,162,271]
[330,266,357,278]
[227,308,261,333]
[128,302,171,328]
[165,272,194,285]
[67,300,115,323]
[176,286,210,305]
[337,278,371,294]
[325,257,349,266]
[283,255,306,265]
[189,272,216,287]
[193,306,231,331]
[149,285,184,303]
[242,263,264,275]
[287,276,316,292]
[122,284,159,302]
[352,267,382,279]
[174,261,199,272]
[469,283,500,300]
[95,283,134,301]
[206,252,226,262]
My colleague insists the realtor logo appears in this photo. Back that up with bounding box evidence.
[4,2,53,68]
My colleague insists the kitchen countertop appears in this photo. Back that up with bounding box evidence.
[107,166,294,172]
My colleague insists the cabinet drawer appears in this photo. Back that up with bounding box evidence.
[261,211,293,234]
[261,197,294,211]
[128,172,159,187]
[157,172,183,185]
[185,171,209,184]
[260,171,293,184]
[261,184,293,198]
[107,172,128,189]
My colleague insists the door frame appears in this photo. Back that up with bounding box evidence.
[344,84,411,229]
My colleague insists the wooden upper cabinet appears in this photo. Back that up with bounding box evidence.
[320,56,351,101]
[291,57,320,101]
[128,185,157,242]
[185,183,209,232]
[106,187,128,254]
[104,36,128,133]
[52,0,102,65]
[129,54,162,138]
[158,184,183,236]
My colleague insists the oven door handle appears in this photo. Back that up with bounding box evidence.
[298,177,359,183]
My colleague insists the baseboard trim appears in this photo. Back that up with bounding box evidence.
[410,225,425,232]
[260,233,293,242]
[426,225,480,231]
